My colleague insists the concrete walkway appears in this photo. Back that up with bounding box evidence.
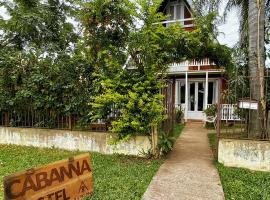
[142,123,224,200]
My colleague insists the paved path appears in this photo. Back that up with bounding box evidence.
[142,123,224,200]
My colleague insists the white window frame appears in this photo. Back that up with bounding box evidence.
[165,1,185,22]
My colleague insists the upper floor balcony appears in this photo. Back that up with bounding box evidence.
[158,0,194,30]
[168,58,224,73]
[159,17,195,29]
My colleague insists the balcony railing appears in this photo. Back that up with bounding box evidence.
[159,18,195,28]
[168,58,216,72]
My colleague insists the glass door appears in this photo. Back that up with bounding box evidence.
[188,82,205,112]
[189,82,196,111]
[197,82,205,111]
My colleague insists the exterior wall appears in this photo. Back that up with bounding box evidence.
[219,139,270,172]
[0,127,152,156]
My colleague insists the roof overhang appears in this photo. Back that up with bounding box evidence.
[158,0,192,13]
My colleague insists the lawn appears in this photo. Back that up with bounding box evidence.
[172,123,185,139]
[208,133,270,200]
[0,144,163,200]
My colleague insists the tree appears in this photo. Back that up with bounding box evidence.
[193,0,268,138]
[0,0,92,124]
[248,0,266,138]
[87,0,232,140]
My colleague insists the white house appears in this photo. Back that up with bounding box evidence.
[159,0,227,121]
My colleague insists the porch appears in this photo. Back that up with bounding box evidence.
[172,71,220,121]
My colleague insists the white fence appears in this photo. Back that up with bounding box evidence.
[158,18,194,28]
[221,104,241,121]
[176,104,241,121]
[168,58,216,72]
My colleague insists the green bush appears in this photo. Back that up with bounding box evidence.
[175,107,184,123]
[203,104,218,117]
[158,132,176,155]
[158,124,184,156]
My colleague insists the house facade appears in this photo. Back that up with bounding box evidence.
[159,0,226,121]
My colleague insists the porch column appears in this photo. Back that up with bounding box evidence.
[185,72,188,122]
[204,71,209,110]
[175,80,179,108]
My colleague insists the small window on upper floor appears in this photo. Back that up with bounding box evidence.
[166,2,184,21]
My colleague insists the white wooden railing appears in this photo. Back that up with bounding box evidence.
[159,18,195,28]
[176,104,241,121]
[168,58,216,72]
[206,104,241,121]
[221,104,241,121]
[189,58,215,67]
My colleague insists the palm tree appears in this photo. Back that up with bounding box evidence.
[224,0,266,138]
[193,0,267,138]
[248,0,266,139]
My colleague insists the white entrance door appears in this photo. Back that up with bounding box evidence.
[188,82,205,120]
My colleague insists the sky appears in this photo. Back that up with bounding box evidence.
[216,1,239,47]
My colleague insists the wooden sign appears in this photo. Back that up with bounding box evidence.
[3,154,93,200]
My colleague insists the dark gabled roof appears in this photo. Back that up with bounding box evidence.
[157,0,192,13]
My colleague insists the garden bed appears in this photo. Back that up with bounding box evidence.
[0,144,163,200]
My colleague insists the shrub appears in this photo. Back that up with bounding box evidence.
[175,107,184,123]
[158,132,176,156]
[203,104,218,117]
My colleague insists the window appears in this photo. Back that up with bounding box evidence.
[177,81,186,106]
[166,2,184,21]
[207,82,216,105]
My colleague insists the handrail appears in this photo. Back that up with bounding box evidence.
[154,18,195,27]
[155,18,194,25]
[169,58,216,68]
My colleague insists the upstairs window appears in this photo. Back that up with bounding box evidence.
[166,2,184,21]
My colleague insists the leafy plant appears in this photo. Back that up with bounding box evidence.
[158,132,176,156]
[203,104,217,117]
[175,107,184,123]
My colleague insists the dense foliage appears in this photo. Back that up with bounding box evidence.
[0,0,90,117]
[0,0,232,139]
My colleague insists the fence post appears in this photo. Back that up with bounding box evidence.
[267,111,270,139]
[151,125,158,157]
[69,116,72,130]
[4,112,9,127]
[216,78,222,160]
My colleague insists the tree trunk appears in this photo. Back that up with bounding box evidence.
[248,0,266,139]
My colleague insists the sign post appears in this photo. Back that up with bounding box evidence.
[4,154,93,200]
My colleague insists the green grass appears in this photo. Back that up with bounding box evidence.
[0,144,163,200]
[172,123,185,139]
[208,133,270,200]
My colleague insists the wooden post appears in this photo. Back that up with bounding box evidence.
[204,72,209,111]
[266,111,270,140]
[69,116,72,130]
[4,112,9,127]
[151,125,158,157]
[172,79,176,132]
[216,78,222,160]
